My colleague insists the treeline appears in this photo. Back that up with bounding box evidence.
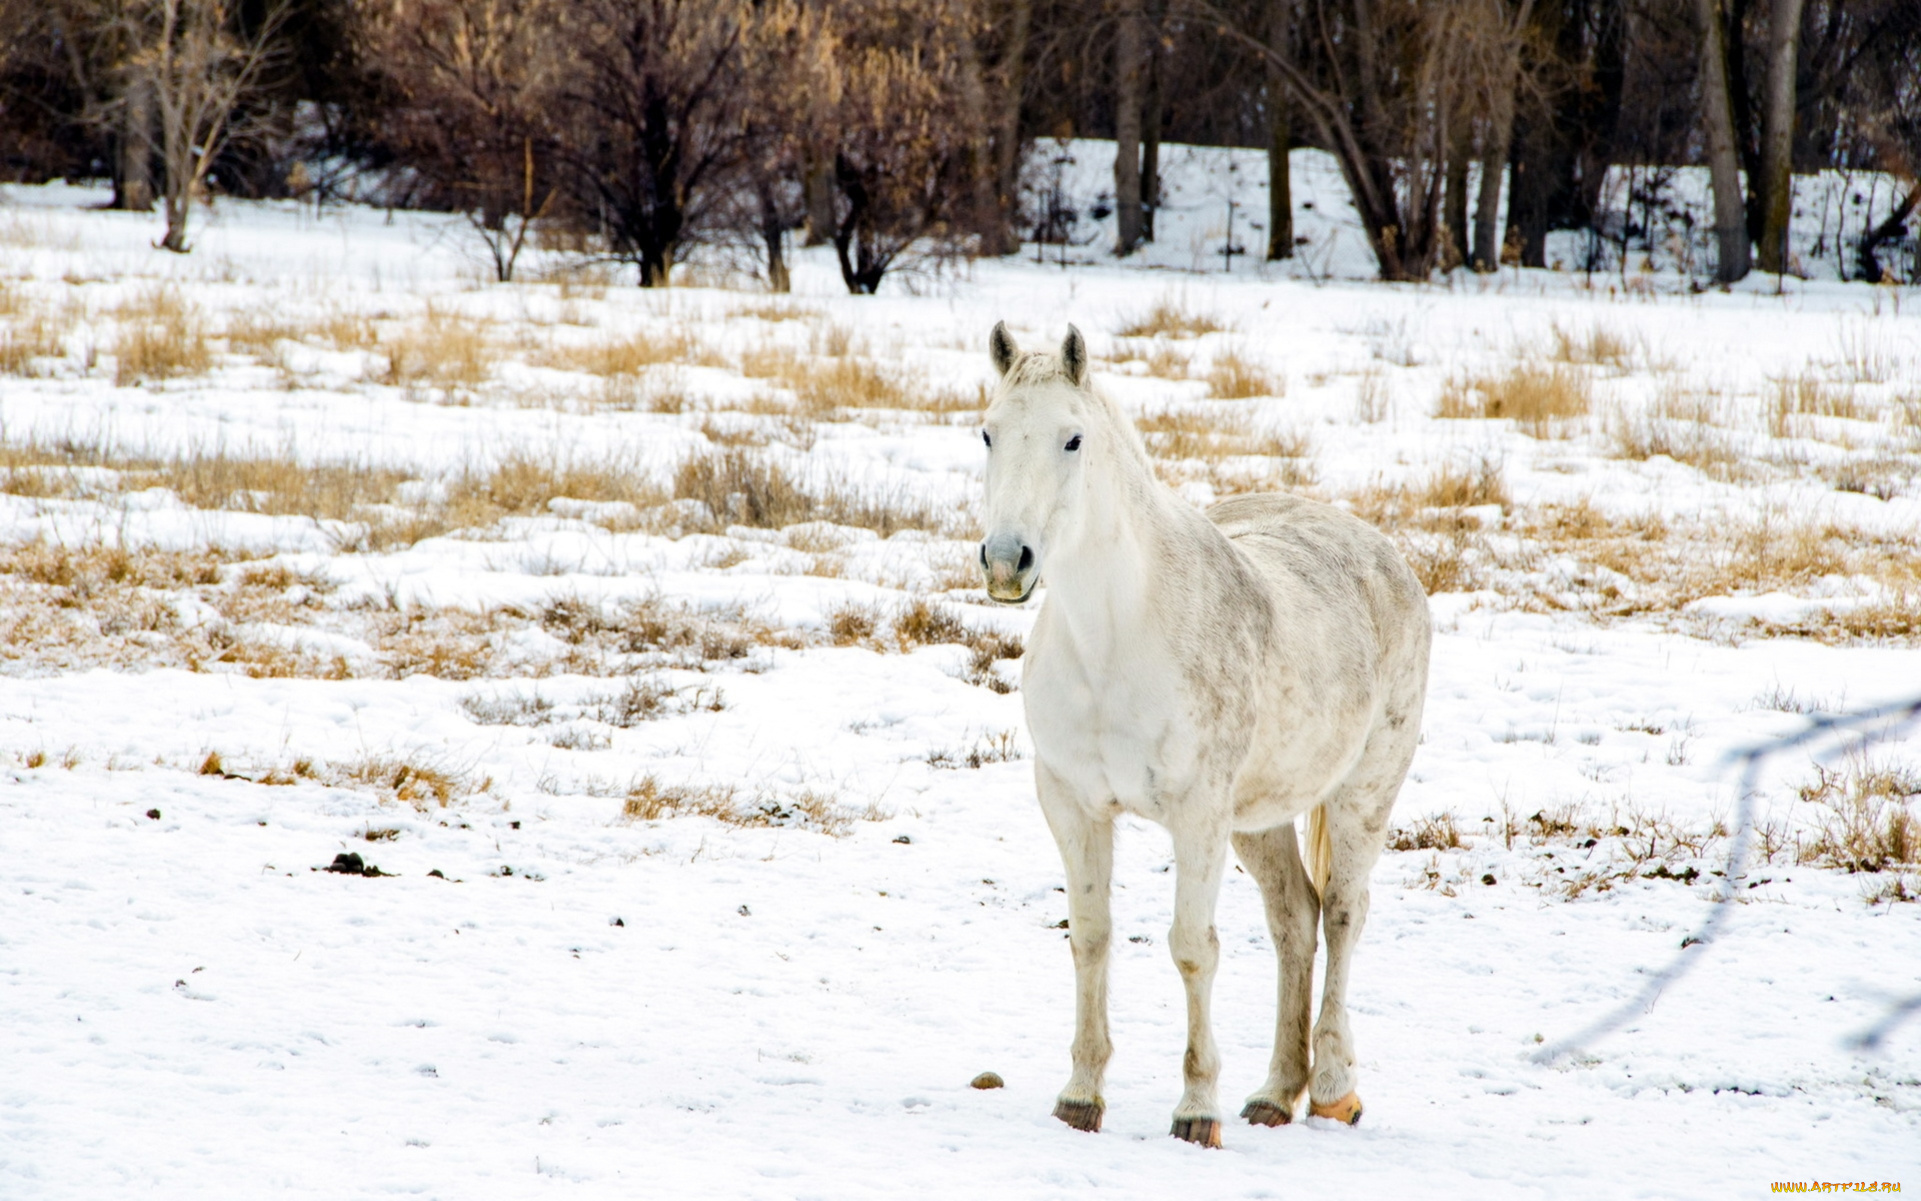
[1,0,1917,288]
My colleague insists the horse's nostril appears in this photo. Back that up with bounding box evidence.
[979,544,989,569]
[1017,546,1034,573]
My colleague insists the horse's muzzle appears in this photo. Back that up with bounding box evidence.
[980,533,1037,603]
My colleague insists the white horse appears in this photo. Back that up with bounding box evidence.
[979,323,1431,1147]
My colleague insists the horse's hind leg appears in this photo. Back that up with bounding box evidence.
[1231,821,1319,1126]
[1166,814,1230,1147]
[1036,762,1114,1133]
[1309,773,1402,1125]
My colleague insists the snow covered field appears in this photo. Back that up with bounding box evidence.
[2,146,1918,1198]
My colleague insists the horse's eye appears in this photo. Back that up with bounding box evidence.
[983,431,992,448]
[1065,435,1082,452]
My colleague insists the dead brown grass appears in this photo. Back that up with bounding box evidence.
[1205,349,1283,399]
[1436,365,1591,437]
[1607,384,1746,477]
[621,774,863,835]
[737,347,976,419]
[0,311,71,376]
[544,326,696,377]
[113,286,212,385]
[672,448,952,536]
[1548,322,1634,370]
[1796,759,1920,874]
[381,307,496,393]
[1115,296,1229,339]
[444,454,664,530]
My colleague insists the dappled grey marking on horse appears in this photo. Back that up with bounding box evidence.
[980,322,1431,1147]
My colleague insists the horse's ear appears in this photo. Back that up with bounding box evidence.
[989,321,1019,378]
[1061,324,1088,387]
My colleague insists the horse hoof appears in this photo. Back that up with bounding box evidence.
[1309,1092,1363,1125]
[1170,1117,1223,1148]
[1240,1099,1294,1127]
[1053,1098,1104,1133]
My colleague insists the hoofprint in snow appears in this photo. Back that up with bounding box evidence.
[1,144,1918,1198]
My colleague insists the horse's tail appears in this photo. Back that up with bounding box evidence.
[1302,804,1333,899]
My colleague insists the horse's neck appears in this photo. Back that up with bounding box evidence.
[1046,437,1180,659]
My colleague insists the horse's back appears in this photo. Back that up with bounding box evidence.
[1205,491,1430,668]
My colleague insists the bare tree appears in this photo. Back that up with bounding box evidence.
[1194,0,1501,280]
[826,0,981,294]
[127,0,293,252]
[552,0,755,286]
[359,0,559,281]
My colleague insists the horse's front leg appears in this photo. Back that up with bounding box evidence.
[1036,761,1114,1133]
[1167,812,1230,1147]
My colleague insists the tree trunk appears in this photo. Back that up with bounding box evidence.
[990,0,1031,256]
[116,77,155,212]
[1509,112,1551,268]
[1473,67,1518,272]
[1695,0,1751,282]
[1856,185,1919,284]
[1112,4,1145,256]
[1755,0,1805,275]
[802,156,835,248]
[1263,0,1291,260]
[1141,8,1162,243]
[1443,120,1470,272]
[757,176,790,293]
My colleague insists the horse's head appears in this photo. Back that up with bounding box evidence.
[979,322,1096,604]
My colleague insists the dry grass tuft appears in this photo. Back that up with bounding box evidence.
[1388,811,1464,852]
[1797,759,1920,874]
[621,774,861,835]
[113,286,212,385]
[1205,348,1283,399]
[1116,296,1229,339]
[332,755,473,809]
[1,308,72,376]
[738,347,975,419]
[444,454,663,530]
[382,308,496,393]
[1436,365,1590,437]
[1607,385,1745,478]
[1770,372,1867,431]
[1548,322,1634,370]
[926,729,1023,769]
[546,326,696,377]
[672,448,950,536]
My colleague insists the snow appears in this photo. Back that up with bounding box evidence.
[2,143,1918,1198]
